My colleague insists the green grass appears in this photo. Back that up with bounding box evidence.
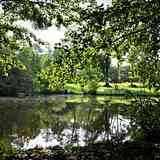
[64,82,160,96]
[64,83,82,94]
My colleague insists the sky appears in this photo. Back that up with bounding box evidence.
[34,26,66,46]
[16,21,65,47]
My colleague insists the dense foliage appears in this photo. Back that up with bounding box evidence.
[0,0,160,94]
[1,1,160,159]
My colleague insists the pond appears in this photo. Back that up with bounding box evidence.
[0,95,159,150]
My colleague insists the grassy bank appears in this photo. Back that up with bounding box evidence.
[64,82,160,96]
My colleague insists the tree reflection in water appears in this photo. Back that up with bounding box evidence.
[0,95,130,150]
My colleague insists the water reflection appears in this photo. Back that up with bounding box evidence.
[0,95,130,149]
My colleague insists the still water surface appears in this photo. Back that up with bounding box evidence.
[0,95,131,149]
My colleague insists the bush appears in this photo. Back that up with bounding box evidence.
[128,97,160,142]
[0,68,33,96]
[85,81,99,95]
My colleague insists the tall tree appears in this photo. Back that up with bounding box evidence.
[106,0,160,87]
[0,0,96,74]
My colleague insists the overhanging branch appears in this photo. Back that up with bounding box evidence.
[112,28,147,44]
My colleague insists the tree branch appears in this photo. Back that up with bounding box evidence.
[112,28,147,44]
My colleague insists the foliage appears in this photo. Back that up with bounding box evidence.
[38,46,103,92]
[0,48,23,75]
[17,47,42,92]
[0,67,33,96]
[0,138,16,160]
[0,0,160,92]
[128,97,160,142]
[61,0,160,89]
[137,53,160,89]
[38,48,75,92]
[55,0,160,90]
[0,0,96,75]
[106,0,160,88]
[84,80,99,94]
[58,3,111,88]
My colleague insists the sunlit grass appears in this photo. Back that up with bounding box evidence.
[64,83,160,96]
[64,83,82,94]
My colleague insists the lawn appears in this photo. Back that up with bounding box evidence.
[64,82,160,96]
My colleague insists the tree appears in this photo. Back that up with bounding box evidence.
[1,0,159,90]
[58,3,111,88]
[0,0,97,47]
[128,46,140,86]
[0,0,95,74]
[128,97,160,142]
[137,51,160,89]
[38,47,74,92]
[17,47,42,91]
[99,52,111,86]
[106,0,160,88]
[0,67,33,96]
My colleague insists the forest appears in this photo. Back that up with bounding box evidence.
[0,0,160,159]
